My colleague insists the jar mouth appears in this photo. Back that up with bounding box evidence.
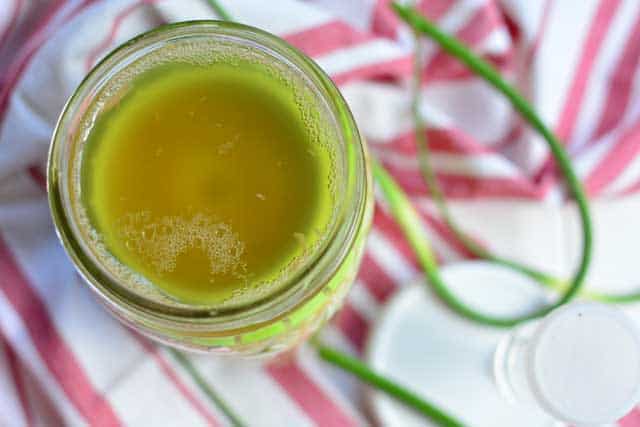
[48,20,368,330]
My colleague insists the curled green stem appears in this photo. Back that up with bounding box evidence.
[383,2,593,325]
[404,3,640,304]
[411,33,562,289]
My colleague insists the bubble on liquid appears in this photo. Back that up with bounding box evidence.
[117,211,246,279]
[293,232,305,245]
[217,141,234,155]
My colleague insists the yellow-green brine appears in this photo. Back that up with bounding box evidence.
[49,21,371,356]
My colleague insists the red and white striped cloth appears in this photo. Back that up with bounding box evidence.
[2,0,640,425]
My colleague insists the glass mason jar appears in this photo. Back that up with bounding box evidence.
[48,21,372,357]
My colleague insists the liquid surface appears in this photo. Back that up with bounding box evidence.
[82,62,334,305]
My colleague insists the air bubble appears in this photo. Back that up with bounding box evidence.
[217,140,234,155]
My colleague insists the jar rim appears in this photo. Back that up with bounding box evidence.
[47,20,369,333]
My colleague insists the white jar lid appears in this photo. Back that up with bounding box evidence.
[529,302,640,425]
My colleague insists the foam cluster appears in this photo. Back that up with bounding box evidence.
[117,211,246,281]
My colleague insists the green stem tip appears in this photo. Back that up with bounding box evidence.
[315,343,468,427]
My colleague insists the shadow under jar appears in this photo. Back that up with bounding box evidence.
[48,21,372,357]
